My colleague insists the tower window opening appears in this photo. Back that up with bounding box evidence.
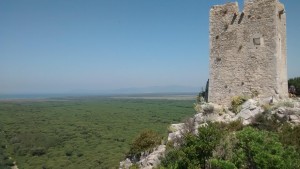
[253,38,261,46]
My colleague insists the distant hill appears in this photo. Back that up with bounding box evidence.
[111,85,200,94]
[66,85,201,95]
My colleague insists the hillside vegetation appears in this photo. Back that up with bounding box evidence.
[0,97,195,168]
[160,121,300,169]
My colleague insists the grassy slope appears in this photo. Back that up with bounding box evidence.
[0,97,195,169]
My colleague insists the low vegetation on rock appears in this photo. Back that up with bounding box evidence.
[160,121,300,169]
[122,78,300,169]
[127,130,161,159]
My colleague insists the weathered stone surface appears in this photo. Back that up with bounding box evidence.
[167,123,185,143]
[167,131,182,142]
[277,107,286,114]
[237,109,252,120]
[119,145,166,169]
[138,145,166,169]
[194,113,204,123]
[242,99,258,110]
[208,0,288,106]
[120,99,300,169]
[234,99,263,124]
[168,123,185,133]
[290,115,299,121]
[119,158,133,169]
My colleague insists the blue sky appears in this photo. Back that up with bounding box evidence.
[0,0,299,94]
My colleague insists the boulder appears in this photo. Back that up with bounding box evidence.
[236,100,263,125]
[168,123,185,133]
[119,158,133,169]
[194,113,204,124]
[289,115,299,121]
[138,145,166,169]
[167,131,182,142]
[242,99,258,110]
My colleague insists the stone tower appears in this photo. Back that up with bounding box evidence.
[208,0,288,106]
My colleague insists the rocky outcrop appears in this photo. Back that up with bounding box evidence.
[234,99,263,125]
[119,158,132,169]
[139,145,166,169]
[120,98,300,169]
[272,103,300,124]
[168,98,300,144]
[119,145,166,169]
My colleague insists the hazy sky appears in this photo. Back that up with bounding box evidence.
[0,0,299,94]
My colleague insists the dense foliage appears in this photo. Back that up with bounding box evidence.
[230,96,248,114]
[161,123,222,169]
[0,97,195,168]
[128,130,161,158]
[288,77,300,95]
[161,119,300,169]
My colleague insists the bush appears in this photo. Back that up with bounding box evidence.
[210,159,237,169]
[288,77,300,96]
[225,120,243,132]
[65,149,73,156]
[129,164,139,169]
[30,147,46,156]
[279,123,300,152]
[213,133,238,162]
[161,148,199,169]
[162,121,300,169]
[4,158,15,166]
[233,127,290,169]
[230,96,247,114]
[128,130,161,157]
[194,103,202,113]
[162,123,222,169]
[250,113,282,131]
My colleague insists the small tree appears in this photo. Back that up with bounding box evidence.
[192,123,222,169]
[234,127,286,169]
[288,77,300,96]
[161,123,223,169]
[127,130,161,159]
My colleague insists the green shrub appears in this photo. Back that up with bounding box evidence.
[279,123,300,152]
[76,151,83,157]
[213,132,238,161]
[261,103,272,113]
[250,113,282,131]
[194,103,202,113]
[161,148,199,169]
[4,158,14,166]
[161,123,222,169]
[129,164,139,169]
[288,77,300,96]
[273,101,295,109]
[210,159,237,169]
[225,120,243,132]
[65,149,73,156]
[30,147,46,156]
[230,96,247,114]
[128,130,161,157]
[234,127,287,169]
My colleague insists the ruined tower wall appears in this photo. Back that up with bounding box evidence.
[208,0,288,106]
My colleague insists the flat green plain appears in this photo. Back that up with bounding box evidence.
[0,96,195,169]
